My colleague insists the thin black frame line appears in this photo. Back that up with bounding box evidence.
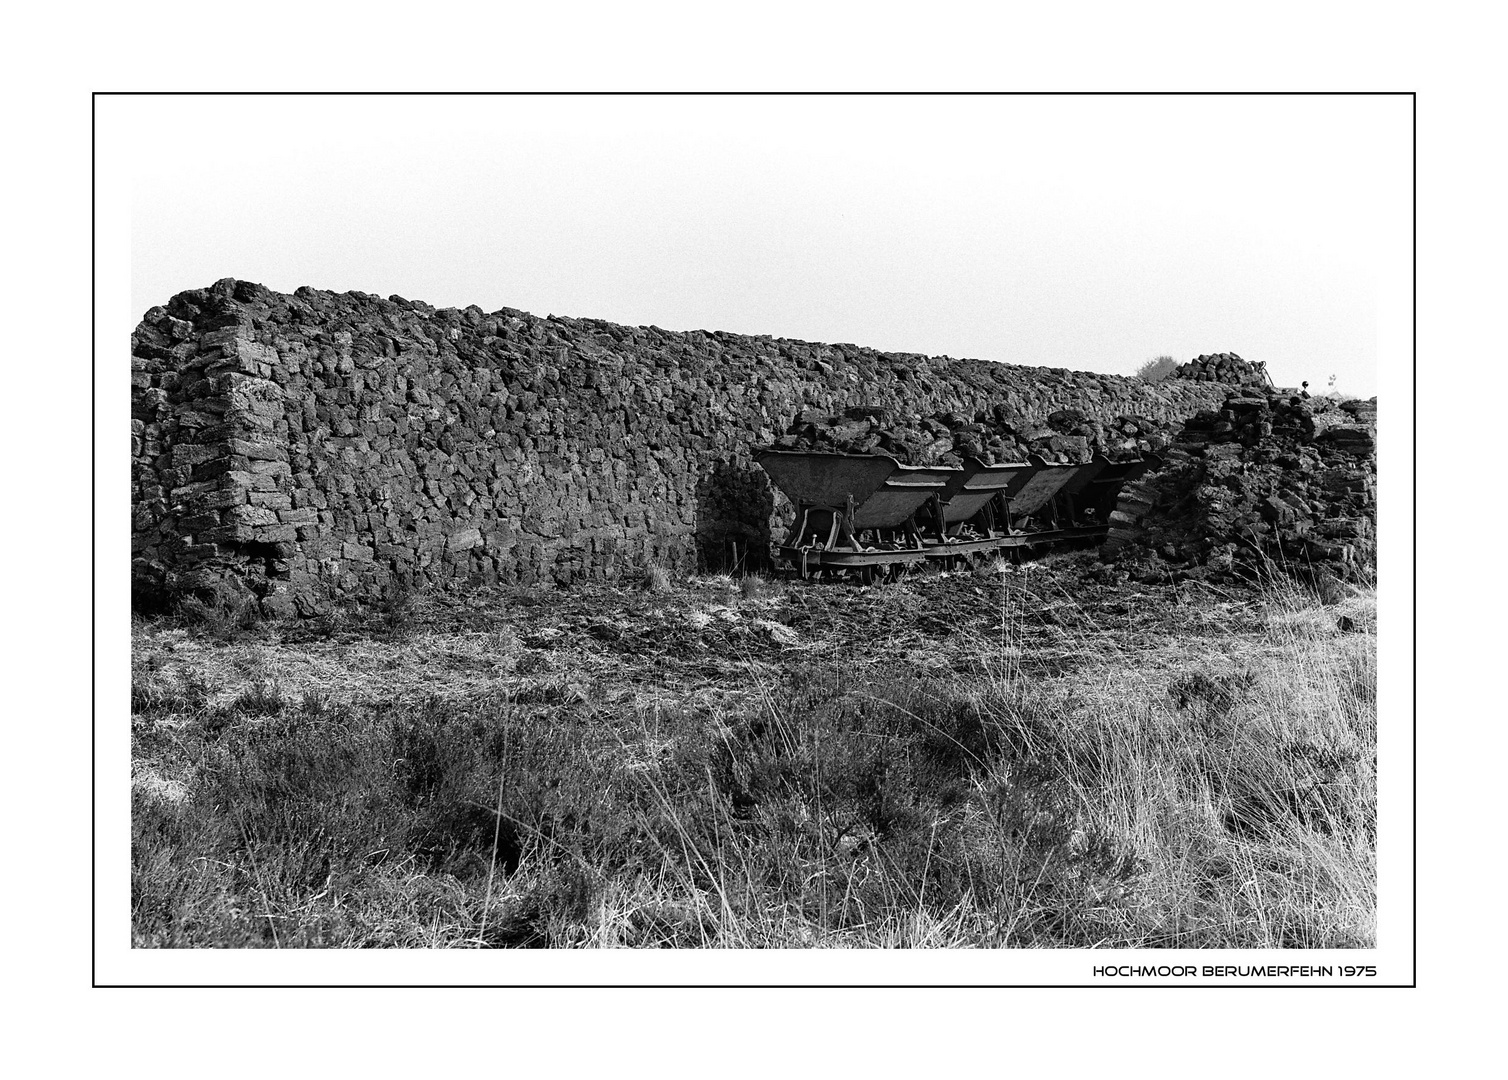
[91,89,98,990]
[98,982,1414,990]
[1410,90,1418,987]
[94,88,1418,990]
[92,90,1415,97]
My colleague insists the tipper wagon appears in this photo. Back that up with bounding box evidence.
[753,447,1163,581]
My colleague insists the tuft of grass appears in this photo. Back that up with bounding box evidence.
[639,563,672,594]
[698,572,736,593]
[175,594,269,644]
[377,580,422,638]
[229,677,287,717]
[132,666,215,716]
[738,573,785,603]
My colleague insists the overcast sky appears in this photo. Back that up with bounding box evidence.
[124,94,1409,395]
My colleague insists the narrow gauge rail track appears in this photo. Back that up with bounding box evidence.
[754,448,1162,583]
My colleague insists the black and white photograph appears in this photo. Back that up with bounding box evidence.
[17,0,1508,1069]
[100,90,1412,983]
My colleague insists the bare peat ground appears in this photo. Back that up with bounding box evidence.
[131,552,1376,948]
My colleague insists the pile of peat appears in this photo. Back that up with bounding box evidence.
[1105,392,1377,586]
[1170,351,1271,387]
[770,403,1178,466]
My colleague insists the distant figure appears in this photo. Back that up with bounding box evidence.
[1301,380,1311,400]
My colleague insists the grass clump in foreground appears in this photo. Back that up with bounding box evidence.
[131,577,1375,948]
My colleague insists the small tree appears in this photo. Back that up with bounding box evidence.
[1135,355,1180,383]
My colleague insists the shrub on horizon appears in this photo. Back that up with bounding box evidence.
[1135,355,1180,383]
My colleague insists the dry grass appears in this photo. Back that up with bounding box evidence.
[639,562,672,594]
[131,568,1375,948]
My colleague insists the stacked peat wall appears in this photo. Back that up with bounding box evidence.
[132,279,1232,614]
